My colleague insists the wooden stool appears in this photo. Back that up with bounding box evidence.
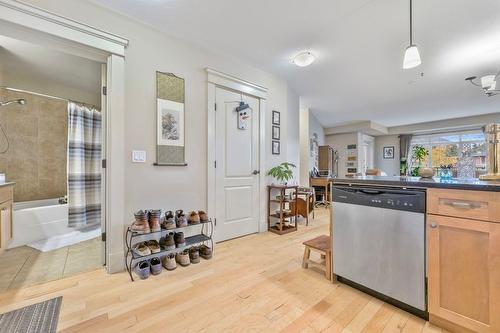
[302,235,333,281]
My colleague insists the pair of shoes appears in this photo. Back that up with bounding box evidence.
[176,249,190,266]
[199,244,212,260]
[162,253,177,270]
[134,257,162,279]
[162,211,176,230]
[147,209,162,232]
[132,210,150,233]
[188,211,209,225]
[132,240,160,257]
[175,210,188,227]
[189,246,200,264]
[160,232,185,250]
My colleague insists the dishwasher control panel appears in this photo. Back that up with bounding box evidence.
[332,185,425,213]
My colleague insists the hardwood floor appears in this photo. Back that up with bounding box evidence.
[0,209,446,332]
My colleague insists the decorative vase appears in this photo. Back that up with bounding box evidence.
[419,167,434,178]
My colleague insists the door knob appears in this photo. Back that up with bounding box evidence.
[430,223,438,229]
[252,170,260,175]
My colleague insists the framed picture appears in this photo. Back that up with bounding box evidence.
[272,140,280,155]
[272,126,280,140]
[157,99,184,146]
[272,110,280,125]
[383,146,395,159]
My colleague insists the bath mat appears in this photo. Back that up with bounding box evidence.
[0,296,62,333]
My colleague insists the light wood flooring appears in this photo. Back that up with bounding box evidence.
[0,209,447,332]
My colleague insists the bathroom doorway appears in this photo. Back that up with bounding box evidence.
[0,34,106,290]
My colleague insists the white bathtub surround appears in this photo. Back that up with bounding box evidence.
[10,199,101,251]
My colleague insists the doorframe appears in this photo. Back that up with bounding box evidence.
[0,0,128,273]
[206,69,268,238]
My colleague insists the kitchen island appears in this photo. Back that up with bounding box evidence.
[331,176,500,333]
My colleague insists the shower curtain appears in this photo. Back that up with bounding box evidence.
[67,102,102,227]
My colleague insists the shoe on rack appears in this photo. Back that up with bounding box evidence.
[189,247,200,264]
[150,257,162,275]
[199,244,213,260]
[132,242,151,257]
[188,211,200,225]
[162,211,176,230]
[134,260,150,280]
[198,210,209,223]
[162,253,177,271]
[146,240,161,254]
[148,209,162,232]
[132,210,150,233]
[175,210,188,228]
[176,250,190,267]
[174,232,186,248]
[161,232,176,251]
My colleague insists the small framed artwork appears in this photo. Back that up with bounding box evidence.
[272,141,280,155]
[272,126,280,140]
[383,146,395,159]
[272,110,280,125]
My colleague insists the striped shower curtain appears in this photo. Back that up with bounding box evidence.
[67,102,102,227]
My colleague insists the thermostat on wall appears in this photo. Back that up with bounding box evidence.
[132,150,146,163]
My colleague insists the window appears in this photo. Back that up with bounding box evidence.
[409,130,486,178]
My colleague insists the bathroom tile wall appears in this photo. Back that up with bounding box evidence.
[0,88,67,202]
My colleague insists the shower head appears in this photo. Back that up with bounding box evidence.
[0,99,26,107]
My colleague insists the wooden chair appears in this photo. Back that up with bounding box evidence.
[290,187,315,226]
[302,235,333,281]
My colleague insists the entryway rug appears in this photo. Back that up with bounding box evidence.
[0,296,62,333]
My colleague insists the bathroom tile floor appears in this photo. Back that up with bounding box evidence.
[0,237,103,291]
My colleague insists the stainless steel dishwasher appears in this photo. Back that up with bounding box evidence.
[332,185,426,316]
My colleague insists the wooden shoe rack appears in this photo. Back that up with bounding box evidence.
[267,185,298,235]
[125,219,213,281]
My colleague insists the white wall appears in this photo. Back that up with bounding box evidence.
[374,135,400,176]
[325,133,358,177]
[299,107,310,186]
[286,86,300,181]
[22,0,299,269]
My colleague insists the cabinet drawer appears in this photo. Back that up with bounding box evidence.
[427,188,500,223]
[0,186,13,205]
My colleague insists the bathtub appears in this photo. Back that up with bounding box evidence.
[9,198,101,251]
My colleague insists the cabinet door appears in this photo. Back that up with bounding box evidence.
[0,201,12,250]
[427,215,500,333]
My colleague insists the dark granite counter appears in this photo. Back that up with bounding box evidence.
[332,176,500,192]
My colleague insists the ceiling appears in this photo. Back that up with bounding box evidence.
[0,35,102,105]
[91,0,500,127]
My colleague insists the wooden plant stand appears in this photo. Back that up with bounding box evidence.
[267,184,298,235]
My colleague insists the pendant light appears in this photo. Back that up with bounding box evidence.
[403,0,421,69]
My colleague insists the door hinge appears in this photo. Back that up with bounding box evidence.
[102,159,107,168]
[102,86,107,96]
[214,218,217,226]
[214,103,217,111]
[101,232,106,242]
[214,160,217,168]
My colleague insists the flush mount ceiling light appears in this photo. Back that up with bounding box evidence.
[292,51,315,67]
[465,72,500,97]
[403,0,422,69]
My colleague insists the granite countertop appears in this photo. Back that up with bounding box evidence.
[332,176,500,192]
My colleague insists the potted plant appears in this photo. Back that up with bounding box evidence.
[410,145,430,177]
[267,162,296,185]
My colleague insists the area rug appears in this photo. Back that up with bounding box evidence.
[0,296,62,333]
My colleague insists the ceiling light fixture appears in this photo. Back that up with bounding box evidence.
[465,72,500,97]
[292,51,315,67]
[403,0,421,69]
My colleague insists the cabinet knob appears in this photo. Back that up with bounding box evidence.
[430,223,438,229]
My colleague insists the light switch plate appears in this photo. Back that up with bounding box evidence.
[132,150,146,163]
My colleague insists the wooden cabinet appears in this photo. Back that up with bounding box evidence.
[318,145,335,177]
[427,189,500,333]
[0,185,13,252]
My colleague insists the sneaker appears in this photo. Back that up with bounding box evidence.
[150,257,162,275]
[161,232,176,251]
[162,211,176,230]
[146,240,161,253]
[176,250,190,267]
[189,247,200,264]
[134,260,150,279]
[199,244,213,260]
[131,221,150,234]
[198,210,209,222]
[174,232,186,248]
[132,242,151,257]
[175,210,188,228]
[148,209,162,232]
[188,211,200,225]
[162,253,177,271]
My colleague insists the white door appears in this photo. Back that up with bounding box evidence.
[215,87,260,241]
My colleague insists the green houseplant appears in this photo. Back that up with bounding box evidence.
[267,162,296,184]
[410,145,429,176]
